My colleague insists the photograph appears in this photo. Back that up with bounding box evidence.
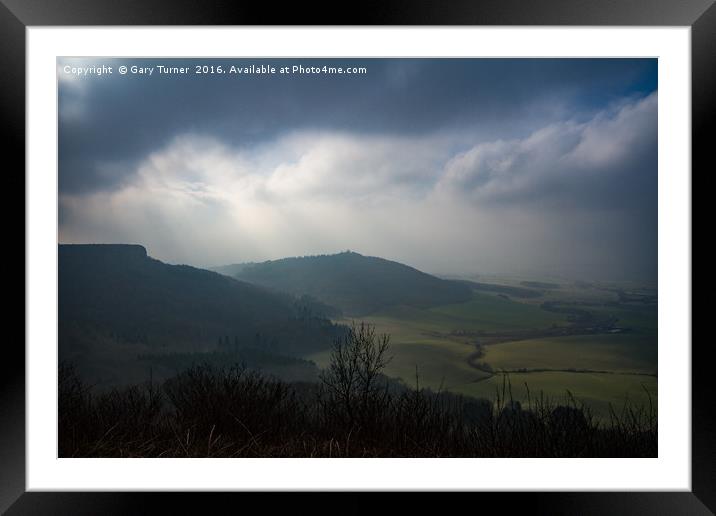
[3,2,706,509]
[57,56,659,459]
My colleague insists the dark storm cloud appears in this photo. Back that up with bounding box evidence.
[58,58,658,282]
[58,58,656,194]
[437,93,658,210]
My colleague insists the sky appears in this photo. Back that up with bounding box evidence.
[58,58,658,282]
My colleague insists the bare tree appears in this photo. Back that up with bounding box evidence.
[319,322,392,429]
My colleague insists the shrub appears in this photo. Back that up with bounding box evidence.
[58,327,657,458]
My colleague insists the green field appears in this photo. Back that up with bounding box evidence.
[484,334,656,373]
[451,371,656,420]
[428,291,568,331]
[307,288,657,420]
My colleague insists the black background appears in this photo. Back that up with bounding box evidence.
[1,0,711,514]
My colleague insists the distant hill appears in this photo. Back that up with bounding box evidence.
[212,263,250,277]
[213,251,473,316]
[59,244,343,361]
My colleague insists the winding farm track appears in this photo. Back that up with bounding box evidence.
[464,337,657,380]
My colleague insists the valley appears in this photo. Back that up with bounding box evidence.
[308,283,657,419]
[60,244,657,421]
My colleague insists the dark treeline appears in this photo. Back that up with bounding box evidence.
[520,280,560,290]
[59,323,656,458]
[457,280,545,299]
[136,348,321,384]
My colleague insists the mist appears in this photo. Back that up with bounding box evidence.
[58,58,657,282]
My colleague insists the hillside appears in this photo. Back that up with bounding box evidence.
[59,244,343,361]
[215,251,473,316]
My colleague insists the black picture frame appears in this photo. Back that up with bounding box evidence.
[3,1,710,514]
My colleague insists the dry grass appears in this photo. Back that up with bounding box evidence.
[59,323,656,458]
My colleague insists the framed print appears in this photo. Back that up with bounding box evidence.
[3,0,711,513]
